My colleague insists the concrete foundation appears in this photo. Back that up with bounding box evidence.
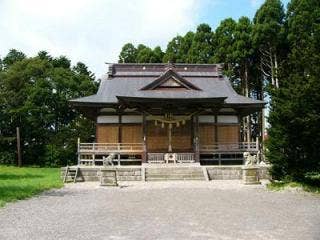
[61,165,270,182]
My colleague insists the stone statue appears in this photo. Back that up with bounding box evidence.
[257,150,267,165]
[103,153,116,167]
[243,152,257,166]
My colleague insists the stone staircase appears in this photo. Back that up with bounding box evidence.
[145,166,205,181]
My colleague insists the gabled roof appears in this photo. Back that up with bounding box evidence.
[140,68,201,90]
[70,63,265,116]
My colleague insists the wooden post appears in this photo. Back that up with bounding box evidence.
[142,113,147,163]
[77,137,80,165]
[118,114,122,143]
[247,115,251,144]
[261,108,265,148]
[16,127,22,167]
[194,115,200,162]
[214,114,218,143]
[118,114,122,166]
[168,123,172,152]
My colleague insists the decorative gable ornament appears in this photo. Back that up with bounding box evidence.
[140,69,201,91]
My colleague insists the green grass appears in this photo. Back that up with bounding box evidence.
[267,181,320,194]
[0,166,63,207]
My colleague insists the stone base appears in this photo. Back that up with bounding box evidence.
[100,169,118,186]
[242,166,261,185]
[61,165,270,183]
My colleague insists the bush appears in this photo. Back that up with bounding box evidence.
[0,151,16,165]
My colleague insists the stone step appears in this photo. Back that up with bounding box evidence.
[146,171,203,176]
[146,168,203,174]
[146,174,204,178]
[145,167,205,181]
[146,177,205,181]
[146,173,203,176]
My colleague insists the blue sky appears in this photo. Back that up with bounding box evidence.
[0,0,290,77]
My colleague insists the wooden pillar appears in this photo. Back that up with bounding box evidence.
[118,114,122,143]
[191,116,194,149]
[246,115,251,143]
[142,113,147,163]
[194,115,200,162]
[77,137,80,165]
[214,114,218,143]
[261,108,265,149]
[118,114,122,166]
[168,123,172,152]
[237,115,241,143]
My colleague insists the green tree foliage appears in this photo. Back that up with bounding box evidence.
[0,50,97,166]
[187,24,215,63]
[267,0,320,180]
[163,32,194,63]
[2,49,26,68]
[212,18,237,70]
[118,43,164,63]
[253,0,285,88]
[118,43,137,63]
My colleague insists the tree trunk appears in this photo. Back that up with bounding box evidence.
[244,63,251,143]
[269,46,275,86]
[274,53,279,88]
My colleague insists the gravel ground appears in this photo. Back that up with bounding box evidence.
[0,181,319,240]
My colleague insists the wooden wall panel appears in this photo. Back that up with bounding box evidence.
[96,125,119,143]
[146,121,168,152]
[199,124,215,145]
[217,125,239,143]
[121,124,142,143]
[172,122,192,151]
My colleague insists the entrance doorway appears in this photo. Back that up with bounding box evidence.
[146,120,192,152]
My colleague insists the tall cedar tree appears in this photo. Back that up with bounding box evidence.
[163,32,194,63]
[187,24,215,63]
[267,0,320,180]
[253,0,285,88]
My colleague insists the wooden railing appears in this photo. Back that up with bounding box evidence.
[79,143,144,154]
[148,153,165,163]
[147,153,195,164]
[176,153,194,163]
[200,142,259,153]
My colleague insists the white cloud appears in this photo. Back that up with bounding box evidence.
[0,0,205,77]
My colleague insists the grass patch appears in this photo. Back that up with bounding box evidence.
[267,181,320,194]
[0,166,63,207]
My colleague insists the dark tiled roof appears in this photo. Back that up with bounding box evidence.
[70,63,265,108]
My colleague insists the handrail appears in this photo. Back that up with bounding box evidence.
[78,142,258,154]
[200,142,259,152]
[79,142,144,153]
